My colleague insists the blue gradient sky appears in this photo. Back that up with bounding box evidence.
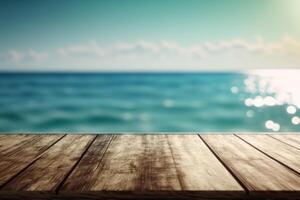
[0,0,300,71]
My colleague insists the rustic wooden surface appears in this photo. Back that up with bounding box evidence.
[0,133,300,200]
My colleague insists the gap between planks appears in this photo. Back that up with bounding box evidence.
[0,134,66,189]
[55,134,99,193]
[269,134,300,151]
[1,134,300,200]
[201,134,300,197]
[198,134,250,194]
[235,134,300,176]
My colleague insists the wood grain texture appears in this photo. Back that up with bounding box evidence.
[167,135,243,191]
[59,135,113,191]
[271,134,300,149]
[201,135,300,192]
[60,135,245,199]
[0,135,35,155]
[61,135,181,193]
[1,134,95,192]
[0,135,64,186]
[237,134,300,174]
[1,134,300,200]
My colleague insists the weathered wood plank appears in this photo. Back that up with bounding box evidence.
[1,133,300,200]
[167,135,243,191]
[60,135,182,196]
[60,135,245,199]
[0,135,64,187]
[237,134,300,174]
[59,135,113,191]
[271,134,300,149]
[0,135,36,155]
[201,135,300,194]
[1,134,95,192]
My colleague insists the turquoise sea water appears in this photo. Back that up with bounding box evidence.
[0,71,299,132]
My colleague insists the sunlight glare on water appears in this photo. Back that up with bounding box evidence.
[245,70,300,131]
[246,70,300,107]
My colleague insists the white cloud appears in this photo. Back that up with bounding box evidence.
[8,50,23,63]
[58,41,106,57]
[202,36,300,56]
[28,49,48,62]
[6,49,48,64]
[57,40,208,58]
[2,36,300,71]
[56,36,300,59]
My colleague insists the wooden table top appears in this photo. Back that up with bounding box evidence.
[0,133,300,200]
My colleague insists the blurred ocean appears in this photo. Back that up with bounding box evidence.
[0,70,299,133]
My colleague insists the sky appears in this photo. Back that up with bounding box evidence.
[0,0,300,71]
